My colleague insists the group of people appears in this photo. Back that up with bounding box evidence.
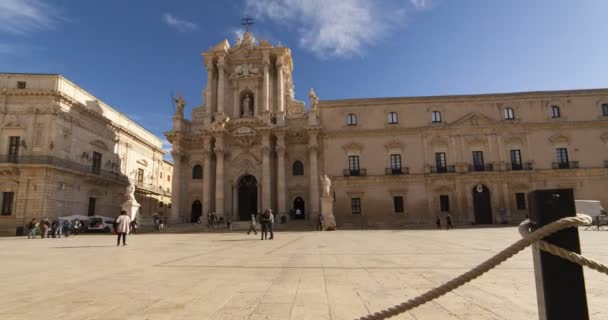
[247,209,275,240]
[152,214,166,231]
[201,211,232,230]
[436,214,454,230]
[25,218,84,239]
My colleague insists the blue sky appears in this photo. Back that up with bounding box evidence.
[1,0,607,158]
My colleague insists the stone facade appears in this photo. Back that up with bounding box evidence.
[167,32,608,228]
[0,74,172,235]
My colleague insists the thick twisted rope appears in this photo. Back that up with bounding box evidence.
[355,214,592,320]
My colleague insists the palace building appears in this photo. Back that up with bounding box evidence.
[0,74,172,235]
[166,31,608,228]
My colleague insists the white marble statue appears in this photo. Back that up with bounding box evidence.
[321,174,331,196]
[309,88,318,110]
[242,94,253,117]
[126,184,136,201]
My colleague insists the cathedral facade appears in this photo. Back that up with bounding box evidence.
[166,31,608,227]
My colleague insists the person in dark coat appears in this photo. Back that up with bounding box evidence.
[435,216,441,230]
[446,214,453,230]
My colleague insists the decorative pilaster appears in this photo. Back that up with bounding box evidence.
[205,61,214,116]
[214,134,225,217]
[170,148,182,223]
[276,133,287,216]
[217,56,226,115]
[276,56,285,125]
[202,137,212,217]
[308,130,320,218]
[263,53,270,114]
[261,131,272,210]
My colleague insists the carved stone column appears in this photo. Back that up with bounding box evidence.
[308,130,320,219]
[263,53,270,114]
[205,61,214,124]
[214,134,225,217]
[276,57,285,125]
[217,56,226,115]
[202,137,212,218]
[170,147,182,223]
[261,131,272,210]
[276,133,287,216]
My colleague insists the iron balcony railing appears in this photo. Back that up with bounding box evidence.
[431,165,456,174]
[508,161,533,171]
[343,168,367,177]
[552,161,579,169]
[385,167,409,175]
[468,163,494,172]
[0,155,128,183]
[135,181,171,196]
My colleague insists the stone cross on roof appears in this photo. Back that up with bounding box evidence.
[241,16,254,32]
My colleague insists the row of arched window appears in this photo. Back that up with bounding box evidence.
[345,104,608,126]
[191,161,305,179]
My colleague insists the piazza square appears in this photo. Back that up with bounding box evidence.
[1,227,607,320]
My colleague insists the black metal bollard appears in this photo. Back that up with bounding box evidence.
[528,189,588,320]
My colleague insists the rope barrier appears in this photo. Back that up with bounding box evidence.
[355,214,595,320]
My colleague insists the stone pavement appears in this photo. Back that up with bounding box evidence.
[1,228,607,320]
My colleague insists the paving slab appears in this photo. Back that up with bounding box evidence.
[0,228,607,320]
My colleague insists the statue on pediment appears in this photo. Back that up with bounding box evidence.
[208,113,230,131]
[173,92,185,118]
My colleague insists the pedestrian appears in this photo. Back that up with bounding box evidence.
[115,210,131,246]
[40,218,50,238]
[260,210,269,240]
[247,213,258,235]
[153,214,159,230]
[435,216,441,230]
[73,219,82,235]
[130,218,138,234]
[53,220,63,238]
[317,213,324,231]
[63,220,71,237]
[26,218,38,239]
[267,209,274,240]
[226,217,232,231]
[446,214,453,230]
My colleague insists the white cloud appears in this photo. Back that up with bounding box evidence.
[0,0,59,34]
[410,0,432,10]
[161,138,173,161]
[245,0,408,58]
[162,13,198,32]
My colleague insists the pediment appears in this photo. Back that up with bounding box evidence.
[384,140,404,152]
[450,112,497,127]
[136,159,148,167]
[1,115,24,128]
[233,126,255,135]
[548,134,569,145]
[465,135,487,147]
[228,46,263,62]
[209,39,230,52]
[342,142,364,152]
[429,136,448,148]
[90,139,109,151]
[504,135,524,146]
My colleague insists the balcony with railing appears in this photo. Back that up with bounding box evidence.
[0,155,128,183]
[343,168,367,177]
[431,165,456,174]
[467,163,494,172]
[385,167,409,175]
[552,161,579,169]
[507,161,533,171]
[135,180,169,195]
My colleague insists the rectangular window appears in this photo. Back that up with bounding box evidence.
[393,196,404,213]
[0,192,14,216]
[472,151,484,170]
[602,103,608,117]
[8,136,20,161]
[160,172,163,179]
[348,155,360,175]
[515,193,526,210]
[510,149,522,170]
[137,169,144,183]
[346,114,357,126]
[351,198,361,214]
[390,154,401,174]
[435,152,446,172]
[167,174,171,182]
[17,81,26,89]
[432,111,442,123]
[88,197,96,216]
[92,151,102,174]
[440,195,450,212]
[388,112,398,124]
[556,148,569,167]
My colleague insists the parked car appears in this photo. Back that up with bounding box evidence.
[86,216,115,233]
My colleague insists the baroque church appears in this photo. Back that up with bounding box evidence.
[166,31,608,228]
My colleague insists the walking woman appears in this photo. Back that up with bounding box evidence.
[115,210,131,246]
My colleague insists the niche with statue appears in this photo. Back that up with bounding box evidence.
[240,90,254,118]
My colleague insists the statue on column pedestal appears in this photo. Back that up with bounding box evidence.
[320,174,337,231]
[173,92,185,118]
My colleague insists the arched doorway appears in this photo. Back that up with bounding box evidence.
[191,200,202,223]
[473,184,492,224]
[238,175,258,221]
[293,197,305,220]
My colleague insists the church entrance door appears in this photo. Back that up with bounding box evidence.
[293,197,305,220]
[473,184,493,224]
[238,175,258,221]
[191,200,202,223]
